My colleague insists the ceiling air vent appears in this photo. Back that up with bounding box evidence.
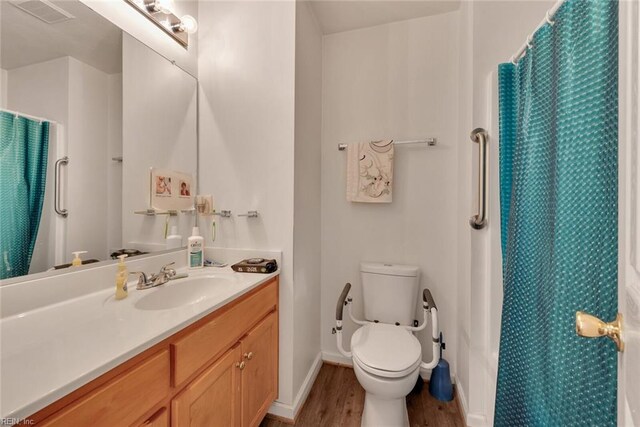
[10,0,74,24]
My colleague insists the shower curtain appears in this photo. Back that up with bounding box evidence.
[495,0,618,426]
[0,112,50,279]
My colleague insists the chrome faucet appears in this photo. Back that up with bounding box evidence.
[130,262,177,290]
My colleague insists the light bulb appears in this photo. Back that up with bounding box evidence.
[154,0,173,14]
[179,15,198,34]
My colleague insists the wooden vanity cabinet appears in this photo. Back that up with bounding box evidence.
[140,408,169,427]
[30,277,279,427]
[172,346,243,427]
[172,312,278,427]
[240,312,278,427]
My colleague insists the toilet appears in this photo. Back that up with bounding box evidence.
[335,262,440,427]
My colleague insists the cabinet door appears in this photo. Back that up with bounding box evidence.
[140,408,168,427]
[172,345,242,427]
[241,312,278,427]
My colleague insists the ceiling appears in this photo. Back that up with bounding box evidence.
[1,0,122,74]
[309,0,461,35]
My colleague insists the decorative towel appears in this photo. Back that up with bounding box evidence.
[346,140,394,203]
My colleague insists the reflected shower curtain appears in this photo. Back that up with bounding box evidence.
[0,112,50,279]
[496,0,618,426]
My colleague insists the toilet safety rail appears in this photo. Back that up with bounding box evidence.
[334,283,441,369]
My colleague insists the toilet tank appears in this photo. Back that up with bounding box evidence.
[360,262,420,325]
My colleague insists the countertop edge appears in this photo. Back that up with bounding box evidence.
[3,271,279,423]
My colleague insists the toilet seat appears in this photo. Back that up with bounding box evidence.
[351,323,422,379]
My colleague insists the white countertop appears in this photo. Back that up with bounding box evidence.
[0,266,278,423]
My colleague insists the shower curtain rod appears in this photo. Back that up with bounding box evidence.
[510,0,566,64]
[0,108,55,124]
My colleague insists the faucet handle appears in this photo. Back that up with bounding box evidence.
[129,271,148,287]
[160,262,176,278]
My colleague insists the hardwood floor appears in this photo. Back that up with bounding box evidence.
[261,363,465,427]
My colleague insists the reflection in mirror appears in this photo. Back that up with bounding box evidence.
[0,0,197,281]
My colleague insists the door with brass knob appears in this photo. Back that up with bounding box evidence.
[575,312,624,352]
[619,10,640,425]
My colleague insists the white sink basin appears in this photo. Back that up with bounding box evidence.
[134,275,237,311]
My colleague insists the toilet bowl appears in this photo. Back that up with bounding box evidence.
[351,323,422,427]
[334,263,441,426]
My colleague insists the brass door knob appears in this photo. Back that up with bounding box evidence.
[244,352,253,360]
[576,311,624,352]
[236,361,246,370]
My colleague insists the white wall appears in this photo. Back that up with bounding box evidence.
[67,58,110,261]
[455,2,555,425]
[1,69,7,108]
[79,0,198,76]
[293,0,323,403]
[6,57,116,267]
[122,33,198,250]
[107,74,123,253]
[6,57,70,273]
[320,12,460,373]
[197,0,297,406]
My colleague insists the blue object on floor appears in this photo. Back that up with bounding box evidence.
[429,333,452,402]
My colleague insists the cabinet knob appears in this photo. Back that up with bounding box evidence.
[236,361,246,370]
[244,352,253,360]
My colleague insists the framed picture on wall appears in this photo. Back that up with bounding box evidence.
[150,168,194,211]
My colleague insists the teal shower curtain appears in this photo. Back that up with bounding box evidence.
[496,0,618,426]
[0,112,50,279]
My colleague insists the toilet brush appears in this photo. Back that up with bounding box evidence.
[429,332,453,401]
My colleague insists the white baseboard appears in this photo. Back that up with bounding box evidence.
[455,374,470,426]
[321,350,352,367]
[268,352,323,421]
[466,413,488,427]
[454,375,488,427]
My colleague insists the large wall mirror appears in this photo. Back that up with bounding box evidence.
[0,0,198,281]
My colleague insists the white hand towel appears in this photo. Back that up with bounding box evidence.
[346,140,394,203]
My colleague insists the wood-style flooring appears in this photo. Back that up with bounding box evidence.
[261,363,465,427]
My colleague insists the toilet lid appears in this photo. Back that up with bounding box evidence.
[351,323,421,374]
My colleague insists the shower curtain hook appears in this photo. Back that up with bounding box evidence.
[526,35,534,49]
[545,10,555,26]
[510,55,518,66]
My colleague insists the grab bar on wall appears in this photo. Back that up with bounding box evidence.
[470,128,488,230]
[55,156,68,218]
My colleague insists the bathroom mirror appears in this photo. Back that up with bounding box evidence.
[0,0,198,281]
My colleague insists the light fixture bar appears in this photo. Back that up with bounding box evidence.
[124,0,189,48]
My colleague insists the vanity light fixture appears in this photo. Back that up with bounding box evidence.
[144,0,172,14]
[173,14,198,34]
[125,0,198,47]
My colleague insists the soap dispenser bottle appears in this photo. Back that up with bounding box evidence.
[71,251,88,267]
[187,227,204,269]
[115,254,129,300]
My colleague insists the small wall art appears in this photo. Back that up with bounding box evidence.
[150,168,194,211]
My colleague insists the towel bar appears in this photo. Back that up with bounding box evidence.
[338,138,436,151]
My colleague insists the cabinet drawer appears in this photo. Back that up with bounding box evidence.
[172,279,278,386]
[41,350,170,427]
